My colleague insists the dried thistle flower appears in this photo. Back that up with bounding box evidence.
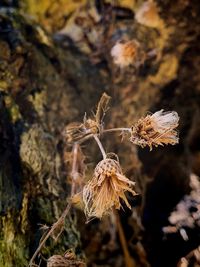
[130,109,179,150]
[135,0,163,29]
[63,122,88,144]
[111,39,142,68]
[63,118,100,145]
[47,250,86,267]
[83,158,136,219]
[47,255,85,267]
[63,93,111,144]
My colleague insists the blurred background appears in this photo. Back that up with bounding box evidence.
[0,0,199,267]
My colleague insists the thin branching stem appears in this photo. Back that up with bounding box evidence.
[70,143,79,196]
[103,127,131,133]
[28,202,72,267]
[76,127,130,145]
[29,141,85,266]
[93,134,107,159]
[114,210,136,267]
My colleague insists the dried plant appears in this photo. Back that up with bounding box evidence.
[50,95,180,222]
[47,249,86,267]
[111,39,144,68]
[135,0,164,29]
[130,109,179,150]
[29,93,179,266]
[63,93,111,144]
[64,97,179,220]
[163,174,200,241]
[83,158,136,219]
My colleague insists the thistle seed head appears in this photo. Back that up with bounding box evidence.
[130,109,179,150]
[135,0,162,28]
[111,40,141,68]
[47,254,86,267]
[83,158,136,219]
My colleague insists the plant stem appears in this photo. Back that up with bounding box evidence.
[70,143,78,197]
[29,142,82,266]
[78,134,93,144]
[77,128,130,145]
[93,134,107,159]
[28,202,72,267]
[103,127,131,133]
[114,210,136,267]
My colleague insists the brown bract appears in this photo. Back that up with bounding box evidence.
[130,109,179,150]
[83,158,136,219]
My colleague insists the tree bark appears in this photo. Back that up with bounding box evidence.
[0,1,200,267]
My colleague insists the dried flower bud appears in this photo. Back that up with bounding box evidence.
[130,110,179,150]
[63,93,110,144]
[47,255,68,267]
[111,40,142,68]
[63,122,87,144]
[83,158,136,219]
[83,117,100,135]
[63,119,99,144]
[47,254,86,267]
[135,0,163,28]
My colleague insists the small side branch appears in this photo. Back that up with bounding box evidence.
[29,141,86,266]
[93,134,107,159]
[103,127,131,133]
[28,203,72,267]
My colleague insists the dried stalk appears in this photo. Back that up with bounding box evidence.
[115,210,137,267]
[28,203,72,267]
[29,143,82,267]
[93,134,107,159]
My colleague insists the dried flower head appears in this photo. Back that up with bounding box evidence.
[130,109,179,150]
[83,158,136,219]
[63,122,87,144]
[63,93,111,144]
[135,0,163,28]
[63,118,100,144]
[47,251,86,267]
[111,40,142,68]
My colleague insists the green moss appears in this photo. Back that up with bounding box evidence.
[0,213,29,267]
[28,90,47,117]
[4,96,22,123]
[0,81,8,90]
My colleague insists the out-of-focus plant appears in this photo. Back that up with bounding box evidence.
[163,174,200,241]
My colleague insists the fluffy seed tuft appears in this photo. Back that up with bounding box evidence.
[111,40,142,68]
[130,109,179,150]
